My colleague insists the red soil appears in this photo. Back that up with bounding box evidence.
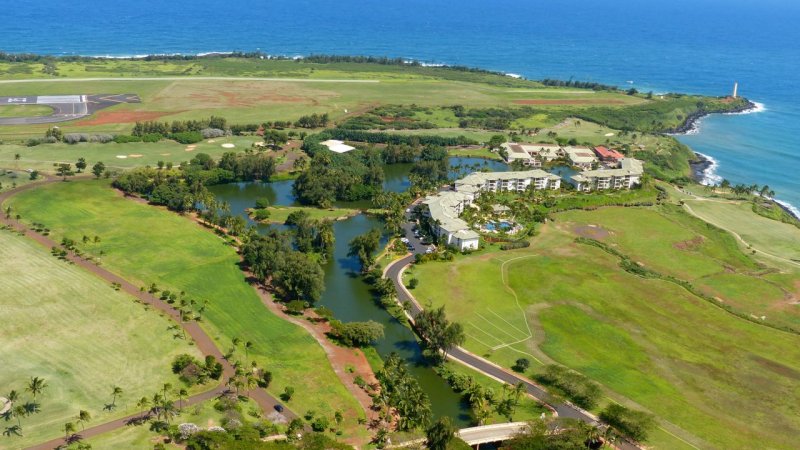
[513,99,626,105]
[76,110,176,125]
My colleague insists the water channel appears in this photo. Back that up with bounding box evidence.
[207,157,508,424]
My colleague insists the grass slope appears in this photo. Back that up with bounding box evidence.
[0,227,200,448]
[410,207,800,450]
[4,180,366,436]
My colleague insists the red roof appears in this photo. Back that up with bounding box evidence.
[594,146,624,160]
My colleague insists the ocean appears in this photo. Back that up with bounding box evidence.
[2,0,798,212]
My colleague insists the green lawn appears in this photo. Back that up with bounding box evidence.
[0,169,37,191]
[0,227,201,448]
[254,205,358,224]
[0,136,264,174]
[0,104,53,118]
[4,180,366,438]
[411,208,800,450]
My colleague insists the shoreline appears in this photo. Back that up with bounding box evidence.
[667,99,759,135]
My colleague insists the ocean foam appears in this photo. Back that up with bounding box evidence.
[696,152,722,186]
[774,199,800,221]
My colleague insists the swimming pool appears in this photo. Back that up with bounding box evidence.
[485,220,513,231]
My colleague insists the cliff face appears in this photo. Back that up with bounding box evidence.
[664,98,757,135]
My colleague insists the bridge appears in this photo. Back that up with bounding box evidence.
[458,422,528,445]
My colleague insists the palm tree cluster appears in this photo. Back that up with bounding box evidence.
[373,353,432,431]
[2,377,48,438]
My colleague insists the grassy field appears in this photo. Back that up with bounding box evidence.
[0,136,264,173]
[4,180,367,438]
[0,227,201,448]
[0,62,642,141]
[0,104,53,117]
[253,205,359,223]
[410,206,800,450]
[0,169,37,191]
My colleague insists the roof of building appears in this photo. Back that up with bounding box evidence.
[571,158,644,182]
[453,229,480,241]
[503,142,562,159]
[456,169,560,188]
[564,146,598,164]
[594,146,624,160]
[422,191,473,234]
[320,139,355,153]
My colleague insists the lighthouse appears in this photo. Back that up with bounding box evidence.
[732,82,738,99]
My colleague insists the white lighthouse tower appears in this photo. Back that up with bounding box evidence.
[732,82,739,99]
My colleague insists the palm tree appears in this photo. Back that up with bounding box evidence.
[161,383,172,402]
[22,401,40,417]
[6,390,19,404]
[136,397,150,415]
[244,341,254,361]
[110,386,123,408]
[77,410,91,430]
[176,389,188,411]
[12,405,26,428]
[3,425,22,437]
[63,421,76,440]
[26,377,48,400]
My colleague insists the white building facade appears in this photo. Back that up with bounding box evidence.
[570,158,644,191]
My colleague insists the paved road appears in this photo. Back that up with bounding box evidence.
[385,213,640,450]
[0,94,140,125]
[0,178,294,449]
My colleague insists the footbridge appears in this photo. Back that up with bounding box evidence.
[457,422,528,445]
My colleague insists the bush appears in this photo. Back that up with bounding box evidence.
[113,134,143,143]
[535,364,602,409]
[512,358,530,373]
[252,209,271,221]
[285,300,307,315]
[500,240,531,250]
[408,278,419,289]
[599,403,655,442]
[254,197,271,209]
[171,131,203,144]
[201,128,226,139]
[311,416,329,432]
[330,320,385,347]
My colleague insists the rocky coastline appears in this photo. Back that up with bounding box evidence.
[665,99,758,135]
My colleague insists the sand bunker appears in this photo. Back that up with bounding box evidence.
[573,224,610,240]
[128,154,143,158]
[116,155,128,159]
[0,397,9,414]
[221,143,235,148]
[160,153,171,156]
[604,132,615,137]
[185,145,197,152]
[207,140,216,144]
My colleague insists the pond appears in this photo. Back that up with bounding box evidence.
[206,157,502,425]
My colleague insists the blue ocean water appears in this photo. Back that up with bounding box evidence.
[2,0,798,211]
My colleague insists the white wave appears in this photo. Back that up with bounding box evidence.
[725,101,766,115]
[505,73,522,79]
[774,199,800,221]
[695,152,722,186]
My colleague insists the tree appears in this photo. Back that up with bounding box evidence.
[513,358,530,373]
[720,179,731,191]
[77,410,91,430]
[63,421,76,440]
[408,278,419,289]
[599,403,655,443]
[55,163,74,181]
[330,320,385,347]
[348,228,382,272]
[92,161,106,178]
[2,425,22,437]
[487,134,506,151]
[426,417,455,450]
[110,386,123,409]
[415,306,466,362]
[29,170,39,181]
[75,157,87,173]
[282,386,295,402]
[26,377,47,400]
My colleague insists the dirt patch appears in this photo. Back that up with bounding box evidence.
[674,235,704,251]
[513,99,626,105]
[572,224,610,240]
[750,355,800,381]
[75,110,176,126]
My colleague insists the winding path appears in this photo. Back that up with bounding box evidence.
[0,178,295,449]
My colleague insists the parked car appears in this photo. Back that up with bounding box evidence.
[400,237,409,244]
[274,404,284,413]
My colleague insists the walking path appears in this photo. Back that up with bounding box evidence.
[0,178,295,449]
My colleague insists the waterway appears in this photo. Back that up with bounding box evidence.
[207,157,507,424]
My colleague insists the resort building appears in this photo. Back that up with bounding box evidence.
[320,139,355,153]
[500,143,565,166]
[564,146,598,170]
[570,158,644,191]
[421,169,561,251]
[593,146,625,167]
